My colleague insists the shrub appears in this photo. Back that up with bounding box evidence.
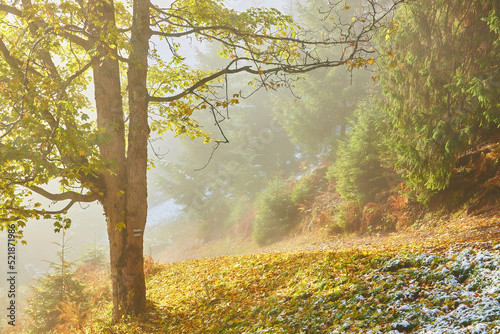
[78,267,111,307]
[27,271,88,333]
[361,202,385,233]
[225,197,255,236]
[336,202,362,232]
[230,207,255,240]
[325,166,336,184]
[26,237,89,333]
[80,244,107,270]
[327,224,344,235]
[388,188,410,229]
[291,175,317,205]
[252,178,298,245]
[144,254,163,277]
[325,219,345,235]
[196,199,231,243]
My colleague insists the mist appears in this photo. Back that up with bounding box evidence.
[3,0,496,331]
[0,0,295,297]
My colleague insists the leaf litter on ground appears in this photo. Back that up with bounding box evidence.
[84,216,500,333]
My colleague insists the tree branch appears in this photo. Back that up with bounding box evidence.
[61,55,100,90]
[27,185,98,203]
[148,61,251,103]
[151,24,361,47]
[0,4,22,16]
[148,57,353,103]
[0,37,42,77]
[149,0,396,47]
[2,198,81,217]
[1,1,93,51]
[37,200,78,215]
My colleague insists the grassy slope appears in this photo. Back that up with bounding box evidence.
[83,212,500,334]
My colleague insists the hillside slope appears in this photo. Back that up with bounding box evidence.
[152,137,499,264]
[154,203,500,263]
[83,212,500,333]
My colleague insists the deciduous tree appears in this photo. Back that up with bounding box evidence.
[0,0,400,321]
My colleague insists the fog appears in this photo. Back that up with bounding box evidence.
[1,0,496,332]
[0,0,297,292]
[1,1,366,323]
[0,0,353,286]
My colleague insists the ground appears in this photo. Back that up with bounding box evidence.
[83,210,500,333]
[155,208,500,264]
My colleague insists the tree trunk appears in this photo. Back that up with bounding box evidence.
[119,0,150,320]
[91,0,149,322]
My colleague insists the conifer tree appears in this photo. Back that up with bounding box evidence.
[26,233,87,333]
[272,0,375,157]
[332,99,388,205]
[379,0,500,199]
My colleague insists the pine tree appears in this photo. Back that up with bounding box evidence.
[272,0,375,158]
[252,176,297,245]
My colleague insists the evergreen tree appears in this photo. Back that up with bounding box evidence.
[80,240,107,270]
[147,38,300,241]
[272,66,371,157]
[26,233,88,333]
[150,88,299,241]
[379,0,500,200]
[252,176,297,245]
[332,99,388,205]
[272,0,376,158]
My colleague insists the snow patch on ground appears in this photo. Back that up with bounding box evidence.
[387,245,500,333]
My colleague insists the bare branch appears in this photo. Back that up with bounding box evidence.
[194,141,222,172]
[149,0,401,47]
[151,21,359,47]
[149,55,356,104]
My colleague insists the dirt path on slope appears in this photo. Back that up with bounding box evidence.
[156,210,500,263]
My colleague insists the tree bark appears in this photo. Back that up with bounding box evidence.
[90,0,150,322]
[120,0,150,320]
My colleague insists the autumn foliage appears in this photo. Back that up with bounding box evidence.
[82,237,500,333]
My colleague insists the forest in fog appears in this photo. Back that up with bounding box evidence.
[0,0,499,332]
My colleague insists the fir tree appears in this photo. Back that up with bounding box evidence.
[379,0,500,200]
[332,99,388,205]
[26,232,88,333]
